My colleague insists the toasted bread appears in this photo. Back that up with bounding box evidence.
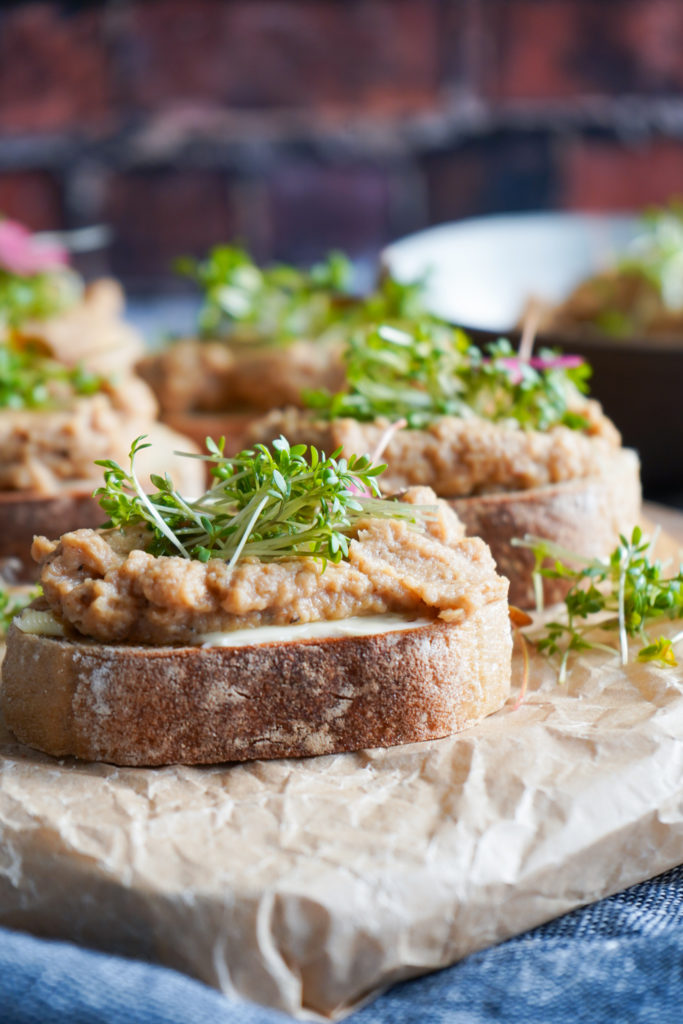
[1,601,512,766]
[449,447,641,607]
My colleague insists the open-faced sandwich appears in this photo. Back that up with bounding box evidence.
[535,202,683,339]
[0,217,143,374]
[0,338,204,581]
[136,245,428,453]
[0,218,206,580]
[250,322,642,607]
[1,436,512,765]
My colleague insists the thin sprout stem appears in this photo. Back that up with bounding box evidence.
[171,448,220,462]
[227,495,269,568]
[145,496,206,532]
[167,489,206,525]
[216,487,271,535]
[533,569,544,614]
[586,640,622,657]
[617,547,628,666]
[558,646,571,685]
[369,418,408,466]
[129,463,189,558]
[512,534,600,569]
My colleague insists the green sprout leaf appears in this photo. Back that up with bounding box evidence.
[638,637,678,667]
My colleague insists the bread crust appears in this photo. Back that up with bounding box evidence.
[449,448,641,608]
[1,603,512,766]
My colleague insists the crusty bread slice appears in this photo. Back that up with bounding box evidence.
[449,448,641,608]
[1,601,512,766]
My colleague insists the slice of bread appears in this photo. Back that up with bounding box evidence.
[450,448,641,608]
[1,601,512,766]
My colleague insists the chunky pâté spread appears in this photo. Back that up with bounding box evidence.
[137,336,344,415]
[249,402,622,497]
[0,379,157,494]
[7,279,144,377]
[31,488,508,646]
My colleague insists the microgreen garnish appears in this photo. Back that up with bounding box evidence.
[358,274,430,323]
[0,268,80,329]
[0,341,103,410]
[305,321,468,425]
[175,244,434,345]
[513,527,683,682]
[176,245,354,342]
[620,200,683,311]
[95,435,431,565]
[580,201,683,335]
[305,323,591,432]
[0,219,80,328]
[0,584,40,636]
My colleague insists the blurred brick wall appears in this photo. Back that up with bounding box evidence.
[3,0,683,290]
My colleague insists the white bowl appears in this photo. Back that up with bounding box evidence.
[383,212,639,332]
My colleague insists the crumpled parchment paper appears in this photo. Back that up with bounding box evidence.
[1,523,683,1021]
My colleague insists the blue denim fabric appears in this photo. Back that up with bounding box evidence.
[2,866,683,1024]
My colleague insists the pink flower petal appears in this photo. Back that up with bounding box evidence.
[495,357,524,384]
[483,353,585,383]
[529,354,584,371]
[0,219,68,275]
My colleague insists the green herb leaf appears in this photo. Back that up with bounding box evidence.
[638,636,678,667]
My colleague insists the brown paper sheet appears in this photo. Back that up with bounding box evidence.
[1,520,683,1020]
